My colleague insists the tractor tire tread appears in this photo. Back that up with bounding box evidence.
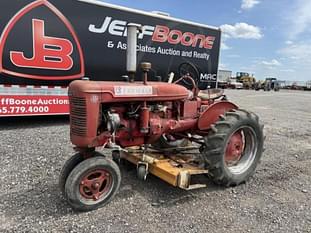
[65,156,121,212]
[203,109,264,186]
[59,153,84,197]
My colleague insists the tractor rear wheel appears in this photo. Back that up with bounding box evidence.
[64,156,121,211]
[203,109,264,186]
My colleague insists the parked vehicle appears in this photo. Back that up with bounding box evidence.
[236,72,256,89]
[228,79,243,89]
[255,78,280,91]
[217,70,232,89]
[60,24,264,211]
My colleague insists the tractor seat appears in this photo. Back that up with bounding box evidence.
[198,89,225,100]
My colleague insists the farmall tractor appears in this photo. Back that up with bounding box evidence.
[60,24,264,211]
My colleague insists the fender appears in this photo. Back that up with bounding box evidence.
[198,101,238,130]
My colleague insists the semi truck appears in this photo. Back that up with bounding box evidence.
[0,0,221,117]
[217,69,232,88]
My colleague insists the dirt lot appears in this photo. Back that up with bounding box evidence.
[1,89,311,233]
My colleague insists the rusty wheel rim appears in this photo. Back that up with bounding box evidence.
[79,169,112,201]
[225,126,257,175]
[225,130,244,165]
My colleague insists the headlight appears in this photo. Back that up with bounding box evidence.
[106,112,120,133]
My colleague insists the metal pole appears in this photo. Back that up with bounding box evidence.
[126,23,141,82]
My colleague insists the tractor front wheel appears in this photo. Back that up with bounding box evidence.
[203,109,264,186]
[59,153,84,196]
[64,156,121,211]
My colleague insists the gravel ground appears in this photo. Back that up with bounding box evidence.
[1,89,311,233]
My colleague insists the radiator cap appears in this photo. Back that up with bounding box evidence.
[141,62,151,72]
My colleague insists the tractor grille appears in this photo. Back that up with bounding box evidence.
[70,97,87,136]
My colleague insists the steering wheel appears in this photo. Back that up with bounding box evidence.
[174,74,199,98]
[178,62,200,89]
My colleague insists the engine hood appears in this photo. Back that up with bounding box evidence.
[69,80,189,102]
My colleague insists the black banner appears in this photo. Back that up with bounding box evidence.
[0,0,221,89]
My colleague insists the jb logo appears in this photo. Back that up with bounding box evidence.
[10,19,74,70]
[0,0,84,80]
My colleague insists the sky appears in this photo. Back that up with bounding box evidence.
[100,0,311,81]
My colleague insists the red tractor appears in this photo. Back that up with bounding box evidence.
[60,24,264,211]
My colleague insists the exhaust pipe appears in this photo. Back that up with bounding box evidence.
[126,23,141,82]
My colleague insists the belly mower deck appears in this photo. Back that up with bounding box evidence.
[113,146,209,190]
